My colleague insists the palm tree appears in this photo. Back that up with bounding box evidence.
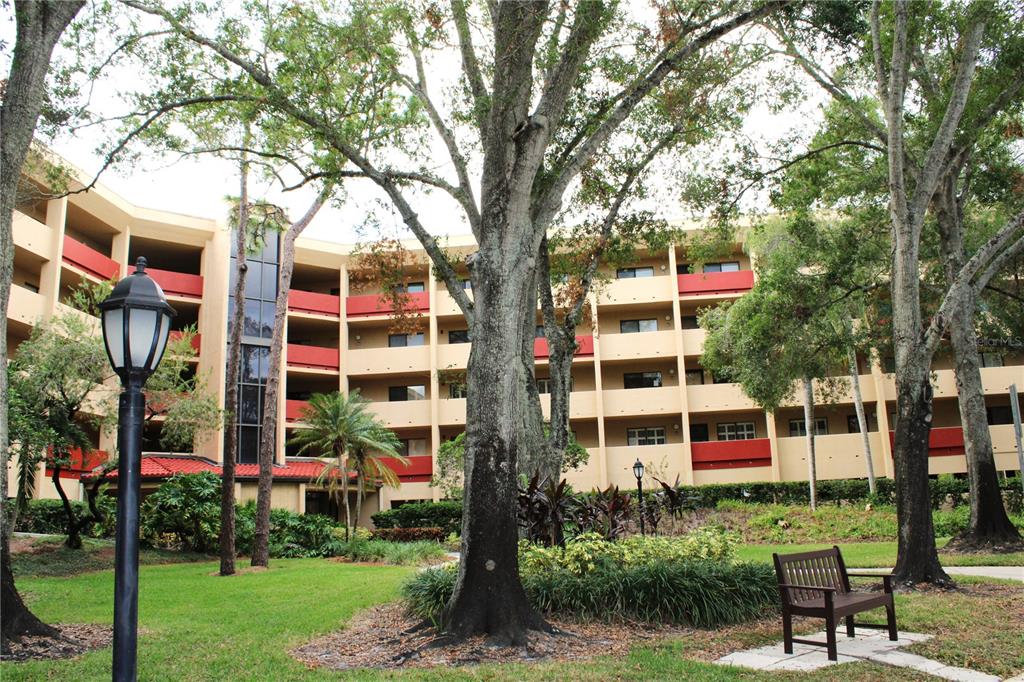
[287,391,405,538]
[348,421,407,529]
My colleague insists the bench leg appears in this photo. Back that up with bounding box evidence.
[825,612,838,661]
[885,603,898,641]
[782,612,794,654]
[846,615,855,638]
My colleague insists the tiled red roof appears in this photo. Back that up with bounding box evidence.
[93,455,355,482]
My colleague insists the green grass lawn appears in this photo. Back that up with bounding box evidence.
[5,554,1023,681]
[735,538,1024,567]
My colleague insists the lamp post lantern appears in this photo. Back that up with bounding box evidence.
[633,458,645,536]
[99,257,175,682]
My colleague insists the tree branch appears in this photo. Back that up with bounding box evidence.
[451,0,490,137]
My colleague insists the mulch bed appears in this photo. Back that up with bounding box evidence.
[291,603,692,671]
[2,623,111,663]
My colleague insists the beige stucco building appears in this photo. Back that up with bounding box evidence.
[8,157,1023,523]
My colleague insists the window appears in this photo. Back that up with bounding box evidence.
[987,405,1013,425]
[389,385,426,401]
[616,266,655,279]
[535,325,546,338]
[449,383,467,399]
[449,329,470,344]
[676,263,690,275]
[980,353,1003,368]
[624,371,662,389]
[848,414,862,434]
[685,369,705,386]
[388,332,425,347]
[458,278,472,290]
[689,423,709,442]
[620,319,658,334]
[789,418,828,437]
[883,356,896,373]
[536,377,574,394]
[627,426,666,446]
[398,438,428,457]
[703,262,740,273]
[717,422,756,440]
[394,281,425,293]
[681,315,700,330]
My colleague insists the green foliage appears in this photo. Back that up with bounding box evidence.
[141,472,221,552]
[233,503,343,559]
[334,537,448,566]
[370,527,445,542]
[370,501,462,536]
[14,497,115,538]
[65,278,114,317]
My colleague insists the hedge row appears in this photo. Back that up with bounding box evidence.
[14,498,116,538]
[371,501,462,535]
[370,527,446,542]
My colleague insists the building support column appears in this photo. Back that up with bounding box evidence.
[869,350,895,478]
[591,297,608,489]
[766,410,781,482]
[427,263,441,502]
[668,243,694,484]
[39,196,67,312]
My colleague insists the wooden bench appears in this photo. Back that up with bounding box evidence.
[772,546,898,660]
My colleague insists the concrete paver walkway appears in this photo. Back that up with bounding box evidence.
[857,566,1024,582]
[716,628,1003,680]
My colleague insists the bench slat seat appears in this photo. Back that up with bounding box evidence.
[773,545,898,661]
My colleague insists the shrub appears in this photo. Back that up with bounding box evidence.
[234,503,343,558]
[371,527,445,542]
[405,558,776,628]
[371,501,462,536]
[15,497,115,538]
[338,537,448,565]
[141,472,221,552]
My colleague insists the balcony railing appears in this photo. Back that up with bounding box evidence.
[288,289,341,317]
[168,330,201,352]
[383,455,433,482]
[888,426,964,457]
[691,438,772,470]
[62,235,118,280]
[45,447,109,479]
[346,291,429,317]
[287,343,339,371]
[285,399,310,422]
[678,270,754,296]
[534,335,595,359]
[147,267,204,299]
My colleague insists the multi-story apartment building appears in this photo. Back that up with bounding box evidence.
[8,160,1023,524]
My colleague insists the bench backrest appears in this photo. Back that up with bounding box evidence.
[772,546,850,604]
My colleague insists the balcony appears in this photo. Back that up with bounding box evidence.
[597,275,675,307]
[347,345,429,375]
[439,391,599,425]
[691,438,772,470]
[535,335,594,359]
[288,289,341,318]
[603,385,682,417]
[686,382,756,412]
[680,328,705,355]
[13,211,52,258]
[678,270,754,296]
[148,267,203,299]
[285,399,310,423]
[605,443,685,488]
[346,291,429,317]
[8,284,45,327]
[436,289,471,317]
[600,330,675,362]
[62,235,118,281]
[383,455,433,482]
[888,426,964,457]
[778,432,886,481]
[437,342,471,369]
[367,400,431,428]
[287,343,339,372]
[168,330,201,352]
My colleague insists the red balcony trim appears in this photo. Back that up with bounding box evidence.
[61,235,119,280]
[534,335,595,359]
[888,426,964,457]
[147,267,203,298]
[287,343,339,371]
[45,447,109,479]
[286,399,310,422]
[288,289,341,317]
[383,454,433,480]
[169,330,201,352]
[691,438,772,470]
[678,270,754,296]
[346,291,430,317]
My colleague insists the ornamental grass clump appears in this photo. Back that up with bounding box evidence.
[404,526,775,627]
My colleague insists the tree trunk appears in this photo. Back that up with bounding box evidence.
[441,251,547,645]
[0,1,86,649]
[341,456,351,539]
[51,464,82,549]
[355,470,364,531]
[801,376,818,511]
[252,189,329,566]
[849,348,876,495]
[934,175,1021,548]
[220,157,250,576]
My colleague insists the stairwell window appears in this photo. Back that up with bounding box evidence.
[624,371,662,389]
[620,319,658,333]
[717,422,756,440]
[789,418,828,437]
[627,426,666,446]
[616,266,655,279]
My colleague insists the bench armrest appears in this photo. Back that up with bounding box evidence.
[845,572,894,593]
[779,583,837,593]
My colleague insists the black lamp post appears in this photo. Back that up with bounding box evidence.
[99,257,175,682]
[633,458,645,536]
